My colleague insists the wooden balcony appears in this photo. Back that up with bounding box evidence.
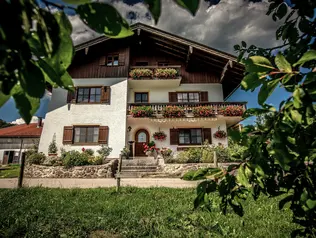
[127,102,247,118]
[128,66,182,88]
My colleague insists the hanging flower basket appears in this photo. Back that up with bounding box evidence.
[213,128,227,139]
[131,106,153,117]
[153,131,167,141]
[129,68,153,79]
[154,68,178,79]
[162,105,185,118]
[218,105,244,116]
[192,106,215,117]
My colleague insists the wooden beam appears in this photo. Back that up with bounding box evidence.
[186,45,193,70]
[154,42,187,56]
[85,47,89,55]
[147,35,188,51]
[155,48,186,60]
[220,60,233,83]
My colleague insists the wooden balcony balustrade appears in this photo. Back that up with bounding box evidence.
[129,65,181,80]
[127,102,247,117]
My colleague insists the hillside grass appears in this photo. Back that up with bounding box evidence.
[0,187,298,237]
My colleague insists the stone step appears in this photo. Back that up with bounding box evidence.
[122,159,158,166]
[121,166,158,170]
[117,171,161,178]
[121,169,157,173]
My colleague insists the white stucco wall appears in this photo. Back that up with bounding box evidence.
[39,78,128,158]
[127,118,228,155]
[128,83,224,103]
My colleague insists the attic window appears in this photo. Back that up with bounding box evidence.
[107,55,119,66]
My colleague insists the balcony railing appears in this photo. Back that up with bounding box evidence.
[127,102,247,118]
[129,65,181,80]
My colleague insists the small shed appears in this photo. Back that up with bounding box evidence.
[0,121,43,164]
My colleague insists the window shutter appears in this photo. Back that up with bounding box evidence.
[200,91,208,102]
[63,126,73,144]
[203,128,212,144]
[99,56,106,65]
[170,129,179,145]
[99,126,109,144]
[118,54,125,66]
[101,86,111,103]
[169,92,177,102]
[67,89,76,103]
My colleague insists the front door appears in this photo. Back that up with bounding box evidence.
[135,129,149,156]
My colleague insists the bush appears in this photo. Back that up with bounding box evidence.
[63,151,89,168]
[120,146,130,157]
[42,156,63,166]
[182,167,221,181]
[27,152,46,165]
[97,145,113,158]
[48,137,58,154]
[88,156,103,165]
[83,148,94,156]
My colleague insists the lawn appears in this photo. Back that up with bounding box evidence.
[0,187,297,238]
[0,164,20,178]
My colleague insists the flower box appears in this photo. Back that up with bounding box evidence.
[154,68,178,79]
[162,105,185,118]
[131,106,153,117]
[129,68,153,79]
[218,105,244,117]
[192,106,215,117]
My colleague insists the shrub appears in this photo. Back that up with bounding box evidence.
[27,152,46,165]
[42,156,63,166]
[120,147,130,157]
[129,68,153,79]
[97,145,113,158]
[182,167,222,181]
[154,68,178,78]
[48,137,58,154]
[63,151,89,168]
[131,106,153,118]
[160,147,173,159]
[88,156,103,165]
[83,148,94,156]
[192,106,215,117]
[162,105,185,118]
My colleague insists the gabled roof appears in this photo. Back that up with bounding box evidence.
[0,123,43,138]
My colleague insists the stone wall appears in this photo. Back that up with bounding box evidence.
[159,163,215,177]
[25,159,118,178]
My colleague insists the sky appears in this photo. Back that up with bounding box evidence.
[0,0,291,124]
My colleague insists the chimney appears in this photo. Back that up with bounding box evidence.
[37,117,43,128]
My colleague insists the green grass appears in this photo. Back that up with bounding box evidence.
[0,187,298,238]
[0,164,20,178]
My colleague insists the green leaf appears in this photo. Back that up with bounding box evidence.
[77,3,134,38]
[245,56,275,73]
[258,79,279,105]
[12,86,40,124]
[306,199,316,210]
[174,0,200,16]
[276,3,287,20]
[62,0,91,4]
[293,88,304,109]
[197,180,217,194]
[279,195,293,210]
[0,90,10,107]
[290,110,302,123]
[243,108,270,118]
[275,53,292,73]
[294,50,316,66]
[20,61,46,98]
[241,41,247,48]
[236,164,251,187]
[234,45,240,51]
[144,0,161,24]
[241,73,262,92]
[228,199,244,217]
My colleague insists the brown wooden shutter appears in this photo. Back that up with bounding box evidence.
[170,129,179,145]
[99,126,109,144]
[203,128,212,144]
[118,54,125,66]
[99,56,106,65]
[101,86,111,103]
[63,126,73,144]
[67,89,76,103]
[200,91,208,102]
[169,92,178,102]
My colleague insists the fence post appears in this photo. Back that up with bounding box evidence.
[17,138,24,188]
[116,154,123,192]
[213,151,218,168]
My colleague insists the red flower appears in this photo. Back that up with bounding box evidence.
[82,147,85,152]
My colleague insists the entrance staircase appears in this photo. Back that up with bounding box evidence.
[118,157,159,178]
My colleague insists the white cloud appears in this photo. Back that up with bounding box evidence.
[69,0,281,54]
[11,117,44,125]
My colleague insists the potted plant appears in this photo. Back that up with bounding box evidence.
[48,137,58,156]
[131,106,154,117]
[153,131,167,141]
[192,106,215,117]
[129,68,153,79]
[162,105,185,118]
[154,68,178,79]
[213,127,227,139]
[160,147,173,160]
[219,105,244,116]
[143,141,159,158]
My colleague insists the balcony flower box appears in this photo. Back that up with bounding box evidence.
[192,106,215,117]
[219,105,244,117]
[163,105,185,118]
[129,68,153,79]
[154,68,178,79]
[131,106,153,117]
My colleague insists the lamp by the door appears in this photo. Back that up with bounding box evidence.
[128,126,132,132]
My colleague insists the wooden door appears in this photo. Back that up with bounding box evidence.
[135,129,149,156]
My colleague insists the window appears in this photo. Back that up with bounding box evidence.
[177,92,199,102]
[135,62,148,66]
[158,62,168,66]
[107,55,119,66]
[74,127,99,143]
[77,87,101,103]
[137,132,147,142]
[135,92,148,103]
[179,129,202,145]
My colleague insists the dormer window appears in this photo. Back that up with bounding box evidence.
[107,55,119,66]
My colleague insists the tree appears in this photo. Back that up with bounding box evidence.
[194,1,316,237]
[0,119,13,129]
[0,0,198,124]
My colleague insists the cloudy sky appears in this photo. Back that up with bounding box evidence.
[0,0,288,123]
